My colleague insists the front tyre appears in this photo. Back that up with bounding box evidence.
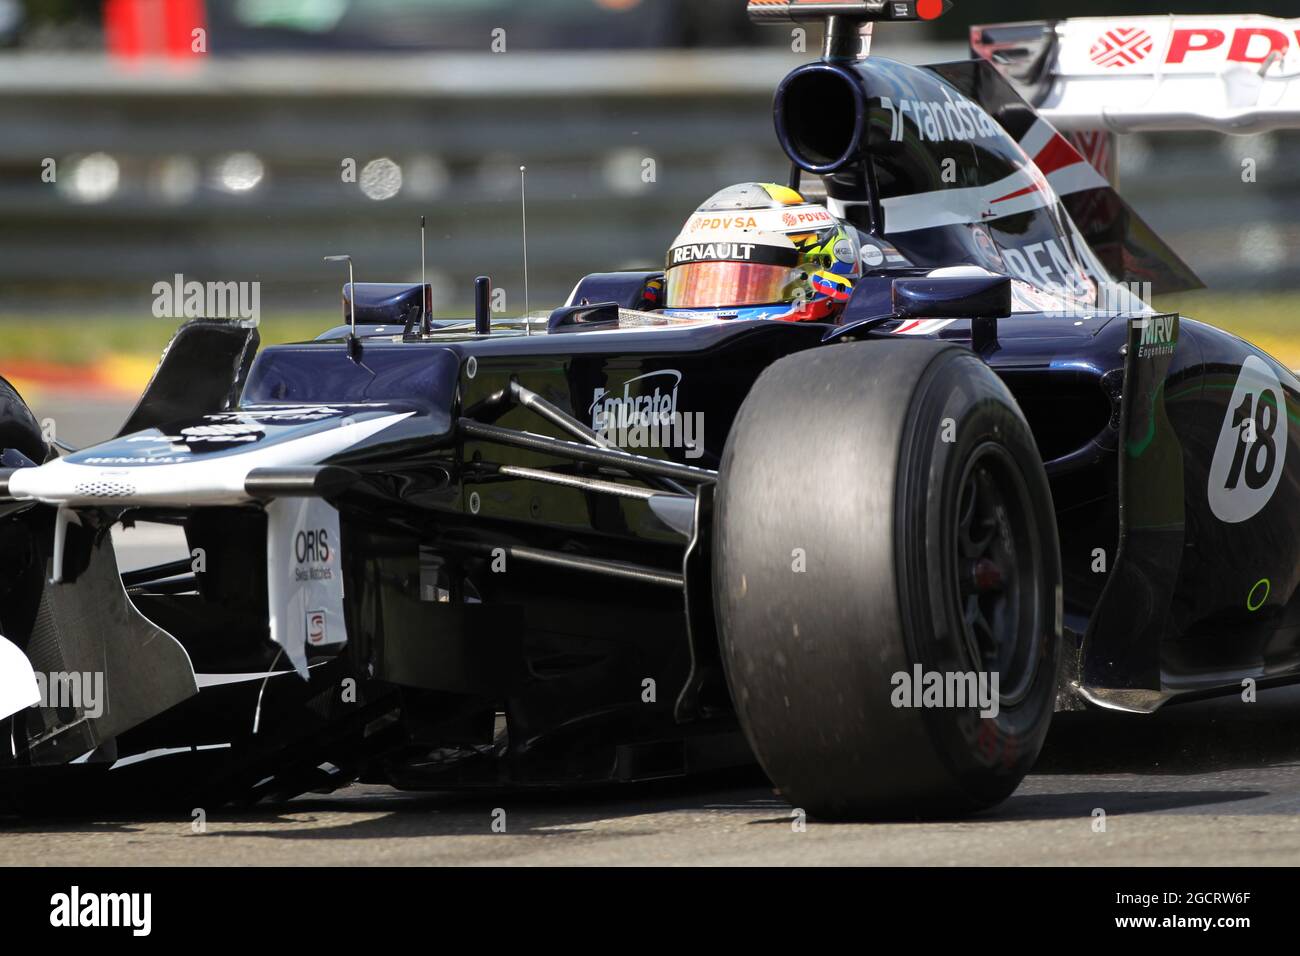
[714,341,1061,820]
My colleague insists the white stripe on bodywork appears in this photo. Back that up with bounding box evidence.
[1045,160,1109,198]
[893,318,958,336]
[7,412,414,508]
[882,165,1053,234]
[882,120,1110,236]
[1019,119,1110,197]
[1019,118,1057,158]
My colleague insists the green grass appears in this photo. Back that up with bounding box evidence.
[1155,292,1300,337]
[0,315,331,366]
[1155,292,1300,368]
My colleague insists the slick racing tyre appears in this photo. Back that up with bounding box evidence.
[714,340,1061,820]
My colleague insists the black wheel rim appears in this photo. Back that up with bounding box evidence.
[952,442,1043,707]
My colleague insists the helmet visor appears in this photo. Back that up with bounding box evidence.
[665,261,802,310]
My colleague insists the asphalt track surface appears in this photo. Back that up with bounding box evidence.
[4,396,1300,866]
[5,695,1300,866]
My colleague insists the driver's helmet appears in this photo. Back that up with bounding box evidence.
[662,182,861,322]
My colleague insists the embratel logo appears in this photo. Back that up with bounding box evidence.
[591,370,682,433]
[1090,27,1155,68]
[590,370,705,459]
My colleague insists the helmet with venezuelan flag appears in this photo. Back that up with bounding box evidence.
[663,182,860,322]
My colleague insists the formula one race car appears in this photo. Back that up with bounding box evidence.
[3,2,1300,820]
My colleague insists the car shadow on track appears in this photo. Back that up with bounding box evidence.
[2,776,1265,837]
[224,770,785,842]
[7,687,1300,835]
[741,788,1264,826]
[1035,684,1300,775]
[978,787,1264,822]
[0,769,782,839]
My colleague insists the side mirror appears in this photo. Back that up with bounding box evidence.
[891,275,1011,319]
[547,301,620,334]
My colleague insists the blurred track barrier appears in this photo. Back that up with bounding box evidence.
[4,354,155,400]
[0,46,1294,324]
[0,50,808,318]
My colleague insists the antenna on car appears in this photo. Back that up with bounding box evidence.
[520,165,531,337]
[420,215,430,335]
[324,254,361,359]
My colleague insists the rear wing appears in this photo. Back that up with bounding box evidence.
[973,15,1300,134]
